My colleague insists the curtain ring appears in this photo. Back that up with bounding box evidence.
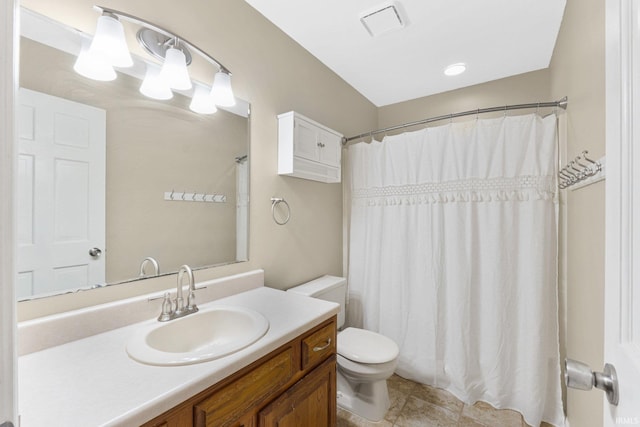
[271,197,291,225]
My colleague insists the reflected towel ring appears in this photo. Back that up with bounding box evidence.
[271,197,291,225]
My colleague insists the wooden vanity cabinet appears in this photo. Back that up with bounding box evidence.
[141,316,337,427]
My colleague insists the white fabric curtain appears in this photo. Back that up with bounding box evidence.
[347,114,564,427]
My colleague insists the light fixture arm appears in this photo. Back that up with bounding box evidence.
[94,5,232,75]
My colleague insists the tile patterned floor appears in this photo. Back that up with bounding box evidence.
[337,374,553,427]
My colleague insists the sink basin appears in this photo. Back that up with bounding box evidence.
[126,306,269,366]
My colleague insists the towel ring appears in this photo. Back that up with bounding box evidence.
[271,197,291,225]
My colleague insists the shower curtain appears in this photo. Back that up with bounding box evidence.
[347,114,564,427]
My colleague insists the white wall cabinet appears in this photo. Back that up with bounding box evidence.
[277,111,343,183]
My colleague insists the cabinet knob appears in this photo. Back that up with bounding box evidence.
[317,142,325,148]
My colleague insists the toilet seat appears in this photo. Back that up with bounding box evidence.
[337,354,398,380]
[337,327,399,364]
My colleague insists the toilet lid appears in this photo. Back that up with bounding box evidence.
[337,327,399,364]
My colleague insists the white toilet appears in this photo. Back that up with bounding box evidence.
[287,275,399,422]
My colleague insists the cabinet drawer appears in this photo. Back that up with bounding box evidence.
[301,320,336,371]
[194,348,295,427]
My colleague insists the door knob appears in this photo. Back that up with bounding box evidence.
[88,247,102,258]
[565,358,619,405]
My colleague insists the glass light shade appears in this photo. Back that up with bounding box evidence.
[189,84,218,114]
[140,64,173,100]
[89,14,133,68]
[159,47,192,91]
[73,42,117,81]
[210,71,236,107]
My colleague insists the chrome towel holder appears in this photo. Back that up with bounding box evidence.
[271,197,290,225]
[558,150,603,190]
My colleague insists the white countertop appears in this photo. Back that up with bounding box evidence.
[18,287,339,426]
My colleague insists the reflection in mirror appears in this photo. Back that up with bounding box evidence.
[17,8,250,301]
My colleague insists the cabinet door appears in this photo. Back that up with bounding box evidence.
[317,129,341,168]
[293,119,320,162]
[258,357,336,427]
[194,348,294,427]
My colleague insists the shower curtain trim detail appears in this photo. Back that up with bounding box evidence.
[351,175,556,204]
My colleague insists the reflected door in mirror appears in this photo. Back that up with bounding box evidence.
[17,88,106,298]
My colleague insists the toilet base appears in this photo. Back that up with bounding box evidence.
[336,369,390,422]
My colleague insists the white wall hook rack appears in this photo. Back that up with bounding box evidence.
[164,191,226,203]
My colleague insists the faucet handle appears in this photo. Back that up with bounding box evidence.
[157,292,173,322]
[186,289,198,313]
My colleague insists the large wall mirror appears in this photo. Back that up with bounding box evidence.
[17,7,250,301]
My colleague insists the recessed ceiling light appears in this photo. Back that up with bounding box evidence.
[444,63,466,76]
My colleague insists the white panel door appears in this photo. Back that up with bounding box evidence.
[604,0,640,424]
[17,88,106,298]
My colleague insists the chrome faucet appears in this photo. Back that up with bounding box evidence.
[158,264,198,322]
[139,257,160,277]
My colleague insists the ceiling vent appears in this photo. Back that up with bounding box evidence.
[360,2,405,37]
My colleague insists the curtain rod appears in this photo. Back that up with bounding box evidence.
[342,96,568,145]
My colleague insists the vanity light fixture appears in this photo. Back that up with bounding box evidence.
[140,63,173,100]
[210,70,236,107]
[88,12,133,68]
[73,38,117,81]
[74,5,236,112]
[190,83,218,114]
[444,63,467,76]
[159,44,192,91]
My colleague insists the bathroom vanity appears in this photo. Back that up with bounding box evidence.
[17,270,339,426]
[143,317,336,427]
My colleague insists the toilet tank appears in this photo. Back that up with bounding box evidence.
[287,275,347,329]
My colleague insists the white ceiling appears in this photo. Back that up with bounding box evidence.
[243,0,566,107]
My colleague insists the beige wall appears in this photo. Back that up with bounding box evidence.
[17,0,377,320]
[550,0,606,426]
